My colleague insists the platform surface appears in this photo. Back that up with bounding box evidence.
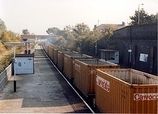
[0,46,91,113]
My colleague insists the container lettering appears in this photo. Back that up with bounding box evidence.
[96,75,110,92]
[134,93,158,101]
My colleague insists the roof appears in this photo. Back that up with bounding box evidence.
[94,22,125,31]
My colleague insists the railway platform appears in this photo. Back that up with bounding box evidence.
[0,46,91,113]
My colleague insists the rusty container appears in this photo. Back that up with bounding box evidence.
[57,50,72,71]
[95,68,158,113]
[44,45,49,54]
[63,53,92,81]
[73,59,119,97]
[50,46,54,61]
[53,48,58,65]
[48,46,54,60]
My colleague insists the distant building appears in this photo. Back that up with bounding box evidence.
[93,22,125,33]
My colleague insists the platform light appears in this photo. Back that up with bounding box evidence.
[4,42,25,92]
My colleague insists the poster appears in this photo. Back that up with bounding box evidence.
[139,53,148,62]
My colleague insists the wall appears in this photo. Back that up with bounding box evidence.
[112,24,157,75]
[113,24,157,40]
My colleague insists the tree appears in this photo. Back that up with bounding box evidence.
[73,23,90,37]
[0,31,12,43]
[0,41,6,53]
[45,23,114,56]
[46,27,60,35]
[0,19,24,73]
[63,25,74,40]
[0,18,6,32]
[130,9,157,25]
[22,29,30,35]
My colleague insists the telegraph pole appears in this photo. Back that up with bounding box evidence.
[138,4,144,25]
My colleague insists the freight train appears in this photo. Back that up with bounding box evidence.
[42,44,158,113]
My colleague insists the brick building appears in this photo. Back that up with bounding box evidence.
[112,24,157,75]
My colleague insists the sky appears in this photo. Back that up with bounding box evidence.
[0,0,157,35]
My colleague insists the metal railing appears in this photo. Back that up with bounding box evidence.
[0,63,12,91]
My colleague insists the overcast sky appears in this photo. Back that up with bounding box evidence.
[0,0,157,35]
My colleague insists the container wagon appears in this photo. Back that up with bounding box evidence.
[73,59,119,98]
[57,50,72,71]
[53,48,58,65]
[43,45,49,54]
[95,68,158,113]
[48,46,54,61]
[63,53,92,82]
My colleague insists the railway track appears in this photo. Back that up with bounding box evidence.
[42,46,95,113]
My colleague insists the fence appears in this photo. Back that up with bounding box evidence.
[0,63,12,91]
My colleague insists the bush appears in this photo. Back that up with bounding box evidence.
[0,53,13,73]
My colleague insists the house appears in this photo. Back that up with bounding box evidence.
[93,22,125,33]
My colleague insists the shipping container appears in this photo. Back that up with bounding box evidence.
[95,68,158,113]
[73,59,119,97]
[63,53,92,82]
[53,48,58,65]
[43,45,49,54]
[48,46,54,61]
[57,50,72,71]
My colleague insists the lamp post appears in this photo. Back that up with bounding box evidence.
[95,41,98,56]
[138,4,144,25]
[4,42,25,92]
[128,45,132,68]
